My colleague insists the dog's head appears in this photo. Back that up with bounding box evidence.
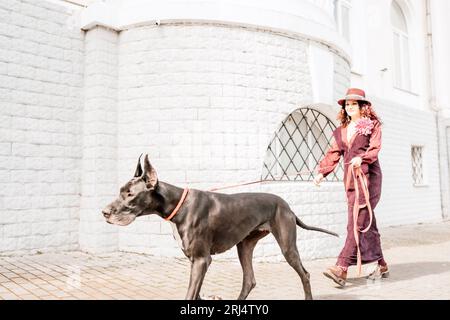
[102,154,159,226]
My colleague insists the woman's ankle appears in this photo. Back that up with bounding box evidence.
[336,265,348,272]
[378,258,387,267]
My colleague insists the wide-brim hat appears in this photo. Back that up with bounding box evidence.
[338,88,372,107]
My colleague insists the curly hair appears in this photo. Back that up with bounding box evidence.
[337,101,381,127]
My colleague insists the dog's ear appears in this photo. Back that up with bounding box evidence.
[134,154,143,177]
[143,154,158,189]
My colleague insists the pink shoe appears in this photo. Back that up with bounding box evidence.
[323,266,347,287]
[367,264,389,280]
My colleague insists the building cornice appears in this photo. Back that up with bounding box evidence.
[80,0,351,62]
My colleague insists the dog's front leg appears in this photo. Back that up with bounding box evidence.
[185,255,212,300]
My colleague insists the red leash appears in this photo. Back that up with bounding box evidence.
[208,169,316,192]
[208,164,349,192]
[345,164,373,276]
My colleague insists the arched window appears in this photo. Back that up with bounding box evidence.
[262,108,344,182]
[391,1,411,91]
[334,0,352,42]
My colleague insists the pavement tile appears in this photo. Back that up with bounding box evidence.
[0,293,19,300]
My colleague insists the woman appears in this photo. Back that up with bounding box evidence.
[313,88,389,287]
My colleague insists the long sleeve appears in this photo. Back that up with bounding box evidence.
[359,120,382,164]
[318,139,341,178]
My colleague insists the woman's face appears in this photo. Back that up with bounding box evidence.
[345,99,361,119]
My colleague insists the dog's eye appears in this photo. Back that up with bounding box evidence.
[127,193,133,197]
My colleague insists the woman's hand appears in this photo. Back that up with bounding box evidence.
[313,173,324,186]
[350,156,362,168]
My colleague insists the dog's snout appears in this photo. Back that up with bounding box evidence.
[102,210,111,218]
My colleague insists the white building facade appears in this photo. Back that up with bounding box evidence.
[0,0,449,261]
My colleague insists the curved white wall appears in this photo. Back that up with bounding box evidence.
[112,23,350,260]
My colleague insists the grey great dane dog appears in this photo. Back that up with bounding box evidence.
[102,154,338,300]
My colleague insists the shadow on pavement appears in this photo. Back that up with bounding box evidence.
[348,261,450,284]
[315,261,450,299]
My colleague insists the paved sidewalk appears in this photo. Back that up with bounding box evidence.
[1,221,449,300]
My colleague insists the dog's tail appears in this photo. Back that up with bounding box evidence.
[295,216,339,237]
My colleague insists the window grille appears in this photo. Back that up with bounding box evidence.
[262,108,343,182]
[411,146,424,185]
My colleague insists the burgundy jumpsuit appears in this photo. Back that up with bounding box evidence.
[318,120,385,268]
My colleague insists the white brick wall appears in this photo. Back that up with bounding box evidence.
[78,26,119,253]
[0,0,84,254]
[334,54,351,103]
[370,97,443,226]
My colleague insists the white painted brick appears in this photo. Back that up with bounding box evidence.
[10,11,38,30]
[0,0,84,255]
[0,169,10,183]
[0,237,18,251]
[10,169,39,183]
[23,132,52,145]
[3,223,32,237]
[0,61,8,74]
[0,142,11,155]
[0,7,11,22]
[11,117,39,131]
[33,68,60,82]
[8,63,36,78]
